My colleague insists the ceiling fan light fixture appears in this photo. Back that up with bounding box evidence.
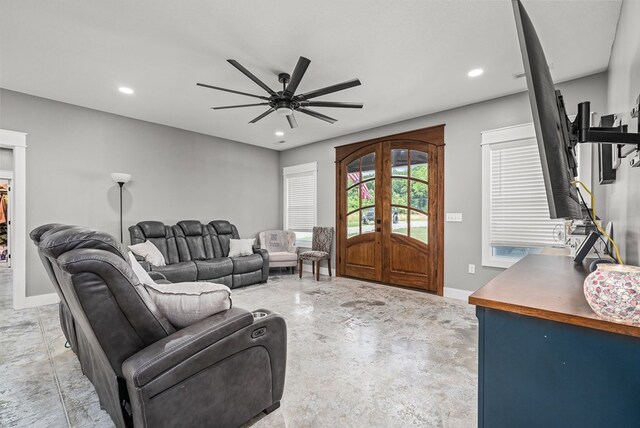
[276,107,293,116]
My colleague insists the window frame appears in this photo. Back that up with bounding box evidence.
[481,123,565,268]
[283,162,318,248]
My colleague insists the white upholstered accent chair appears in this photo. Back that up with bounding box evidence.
[259,230,298,273]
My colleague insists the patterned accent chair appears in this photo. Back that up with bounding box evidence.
[298,227,334,281]
[259,230,297,273]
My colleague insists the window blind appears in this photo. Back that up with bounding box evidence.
[489,139,562,247]
[283,163,317,231]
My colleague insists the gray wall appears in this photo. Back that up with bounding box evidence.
[0,89,281,297]
[595,0,640,265]
[280,72,608,293]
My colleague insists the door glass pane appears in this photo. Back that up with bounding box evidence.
[347,211,360,238]
[361,153,376,181]
[347,185,360,213]
[361,207,375,234]
[410,150,428,181]
[391,178,408,206]
[410,210,428,244]
[392,208,408,235]
[391,149,408,176]
[361,180,375,207]
[347,159,360,187]
[410,181,428,212]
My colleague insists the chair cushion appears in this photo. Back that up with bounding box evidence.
[298,250,330,261]
[151,261,197,282]
[194,258,233,280]
[269,251,298,263]
[231,254,263,274]
[144,282,232,329]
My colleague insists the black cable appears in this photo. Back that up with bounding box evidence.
[575,187,614,261]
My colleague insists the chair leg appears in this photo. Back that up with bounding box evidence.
[298,259,303,279]
[315,261,320,281]
[312,261,315,275]
[328,258,332,277]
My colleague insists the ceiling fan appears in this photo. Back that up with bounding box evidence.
[197,56,363,128]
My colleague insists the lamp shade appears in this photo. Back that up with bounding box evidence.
[111,172,132,184]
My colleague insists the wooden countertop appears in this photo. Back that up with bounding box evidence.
[469,254,640,338]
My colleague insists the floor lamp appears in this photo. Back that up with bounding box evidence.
[111,173,132,243]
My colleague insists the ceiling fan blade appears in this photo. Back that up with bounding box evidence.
[295,78,361,101]
[283,56,311,98]
[249,108,275,124]
[300,101,363,109]
[287,113,298,129]
[211,103,269,110]
[297,108,337,124]
[196,83,269,100]
[227,59,277,96]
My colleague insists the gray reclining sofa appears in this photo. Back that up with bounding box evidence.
[129,220,269,288]
[30,224,286,428]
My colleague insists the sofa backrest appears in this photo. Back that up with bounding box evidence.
[37,225,175,378]
[209,220,240,257]
[129,221,180,264]
[259,230,296,254]
[173,220,220,261]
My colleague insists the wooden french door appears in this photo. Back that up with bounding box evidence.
[336,126,444,294]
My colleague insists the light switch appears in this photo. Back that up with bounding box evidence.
[446,213,463,222]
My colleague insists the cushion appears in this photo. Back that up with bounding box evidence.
[231,253,263,274]
[137,221,167,239]
[210,220,233,235]
[144,282,232,328]
[269,251,298,262]
[128,252,156,286]
[298,250,330,261]
[129,240,166,267]
[194,258,233,280]
[228,239,255,257]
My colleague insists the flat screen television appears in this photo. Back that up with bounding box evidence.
[512,0,583,219]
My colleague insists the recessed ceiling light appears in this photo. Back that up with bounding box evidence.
[275,131,285,137]
[467,68,484,77]
[118,86,134,95]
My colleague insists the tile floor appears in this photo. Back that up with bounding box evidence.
[0,270,478,427]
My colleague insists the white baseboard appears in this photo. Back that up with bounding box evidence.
[443,287,473,301]
[301,263,336,277]
[20,293,60,309]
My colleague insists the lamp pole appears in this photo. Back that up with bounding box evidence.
[117,181,125,243]
[110,173,132,243]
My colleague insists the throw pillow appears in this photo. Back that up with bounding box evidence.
[144,282,232,328]
[128,252,156,286]
[228,238,255,257]
[128,240,166,267]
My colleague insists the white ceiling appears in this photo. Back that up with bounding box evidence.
[0,0,622,150]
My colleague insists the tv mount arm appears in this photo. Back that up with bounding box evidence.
[574,101,640,150]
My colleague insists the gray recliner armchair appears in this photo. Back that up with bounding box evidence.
[32,224,286,428]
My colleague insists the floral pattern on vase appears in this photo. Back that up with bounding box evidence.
[583,264,640,325]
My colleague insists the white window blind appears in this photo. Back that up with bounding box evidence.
[488,138,562,247]
[283,162,317,231]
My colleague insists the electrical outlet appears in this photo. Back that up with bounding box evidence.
[446,213,463,222]
[468,264,476,274]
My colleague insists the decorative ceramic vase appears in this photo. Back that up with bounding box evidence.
[584,264,640,325]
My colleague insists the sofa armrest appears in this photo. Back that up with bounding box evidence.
[253,247,269,282]
[148,271,167,282]
[137,258,151,272]
[252,244,261,252]
[122,307,254,387]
